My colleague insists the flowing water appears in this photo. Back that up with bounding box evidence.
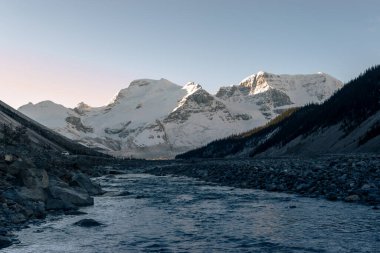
[5,173,380,252]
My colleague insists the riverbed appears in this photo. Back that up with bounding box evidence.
[5,173,380,252]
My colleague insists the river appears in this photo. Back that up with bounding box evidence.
[5,173,380,252]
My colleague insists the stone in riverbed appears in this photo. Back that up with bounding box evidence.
[73,218,103,227]
[345,194,360,202]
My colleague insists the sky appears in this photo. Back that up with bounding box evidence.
[0,0,379,109]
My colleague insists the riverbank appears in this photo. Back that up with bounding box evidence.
[147,154,380,206]
[0,153,112,249]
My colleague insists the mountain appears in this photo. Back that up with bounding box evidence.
[177,66,380,159]
[0,100,105,157]
[19,72,342,159]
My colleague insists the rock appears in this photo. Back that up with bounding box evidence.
[8,212,27,224]
[70,172,103,195]
[1,189,23,203]
[73,218,103,227]
[345,194,360,202]
[16,187,46,201]
[30,201,47,219]
[22,168,49,190]
[48,178,94,207]
[45,198,77,211]
[296,183,309,192]
[4,154,17,164]
[360,184,372,192]
[0,236,12,249]
[9,159,49,189]
[360,183,377,193]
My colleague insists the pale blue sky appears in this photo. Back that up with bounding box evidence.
[0,0,379,108]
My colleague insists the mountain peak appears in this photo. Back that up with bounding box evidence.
[183,82,202,94]
[19,100,66,110]
[239,71,271,87]
[256,70,268,76]
[74,102,92,115]
[109,78,181,105]
[128,78,178,88]
[77,102,91,108]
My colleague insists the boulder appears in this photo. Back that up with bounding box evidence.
[73,218,103,227]
[48,178,93,207]
[45,198,77,211]
[70,172,103,195]
[1,189,23,203]
[345,194,360,202]
[9,159,49,189]
[16,187,46,202]
[4,154,17,163]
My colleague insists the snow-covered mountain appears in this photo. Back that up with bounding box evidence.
[177,66,380,159]
[19,72,343,158]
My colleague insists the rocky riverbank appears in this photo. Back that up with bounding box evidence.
[0,153,104,249]
[2,153,379,249]
[147,154,380,207]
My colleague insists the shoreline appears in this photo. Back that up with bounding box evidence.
[146,155,380,207]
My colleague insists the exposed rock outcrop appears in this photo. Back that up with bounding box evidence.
[0,153,102,249]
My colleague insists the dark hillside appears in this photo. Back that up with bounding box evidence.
[251,65,380,156]
[0,100,108,157]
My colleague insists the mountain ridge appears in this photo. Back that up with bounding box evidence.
[177,66,380,159]
[19,71,343,158]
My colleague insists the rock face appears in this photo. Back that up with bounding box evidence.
[0,99,106,250]
[0,155,100,230]
[19,72,342,159]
